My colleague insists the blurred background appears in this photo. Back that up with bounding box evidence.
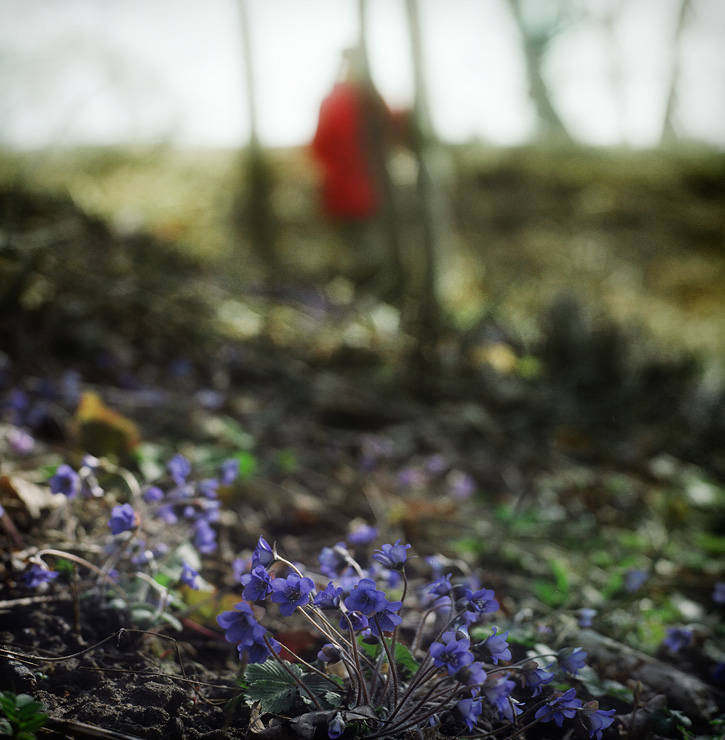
[1,0,724,371]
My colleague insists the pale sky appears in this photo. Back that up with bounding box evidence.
[0,0,723,150]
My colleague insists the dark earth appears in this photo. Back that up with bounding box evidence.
[0,145,724,739]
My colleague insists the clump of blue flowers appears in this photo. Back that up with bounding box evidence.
[21,452,240,628]
[220,535,617,739]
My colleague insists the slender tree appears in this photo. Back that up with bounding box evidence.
[505,0,575,143]
[235,0,276,279]
[402,0,443,389]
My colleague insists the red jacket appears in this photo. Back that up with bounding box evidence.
[311,82,386,221]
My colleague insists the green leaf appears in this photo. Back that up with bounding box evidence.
[243,660,303,713]
[393,643,419,674]
[234,451,258,479]
[0,719,12,736]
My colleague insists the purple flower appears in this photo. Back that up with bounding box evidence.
[167,453,191,486]
[662,627,693,653]
[348,523,378,546]
[180,561,199,589]
[447,470,476,500]
[243,631,281,664]
[372,540,411,570]
[318,543,348,577]
[396,465,426,489]
[270,572,315,616]
[108,503,138,535]
[241,564,273,602]
[558,646,587,674]
[49,464,80,498]
[521,660,555,696]
[461,587,499,623]
[340,611,368,632]
[369,602,403,635]
[252,536,275,569]
[582,702,616,740]
[456,661,487,687]
[428,573,453,597]
[196,478,219,499]
[23,563,59,588]
[8,428,34,456]
[318,644,342,663]
[344,578,389,616]
[425,454,448,475]
[217,601,261,643]
[313,581,343,610]
[535,688,582,727]
[192,519,217,553]
[156,504,178,525]
[456,692,482,732]
[577,608,597,628]
[478,627,511,665]
[712,582,725,604]
[483,674,521,722]
[430,631,474,675]
[327,712,345,739]
[143,485,164,503]
[624,569,649,593]
[220,458,240,486]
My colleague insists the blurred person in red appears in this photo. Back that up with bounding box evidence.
[311,47,398,291]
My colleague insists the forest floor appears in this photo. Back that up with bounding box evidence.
[0,145,724,739]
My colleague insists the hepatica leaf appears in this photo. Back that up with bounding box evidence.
[243,661,303,713]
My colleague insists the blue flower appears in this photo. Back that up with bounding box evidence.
[339,611,368,632]
[455,661,487,687]
[577,608,597,628]
[712,582,725,604]
[318,543,348,577]
[369,601,403,635]
[460,587,499,623]
[483,674,521,722]
[456,692,482,732]
[582,702,616,740]
[479,627,511,665]
[252,536,275,568]
[191,519,216,553]
[447,470,476,500]
[624,569,648,593]
[522,660,555,696]
[142,486,164,503]
[348,523,378,546]
[217,601,261,643]
[241,564,273,602]
[243,631,281,664]
[662,627,693,653]
[318,644,342,663]
[167,453,191,486]
[220,458,240,486]
[23,563,59,588]
[156,504,178,525]
[108,503,138,535]
[428,573,453,597]
[430,631,474,675]
[327,712,345,740]
[313,581,343,610]
[558,646,587,674]
[180,561,200,589]
[535,688,582,727]
[270,573,315,617]
[344,578,388,616]
[373,540,411,570]
[49,464,80,498]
